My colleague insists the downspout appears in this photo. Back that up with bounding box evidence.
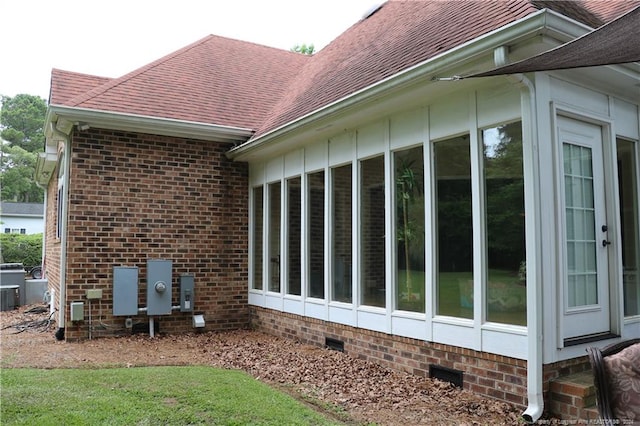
[55,140,71,340]
[36,185,48,280]
[518,72,544,424]
[492,46,544,423]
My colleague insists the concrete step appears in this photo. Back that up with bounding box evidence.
[549,370,600,421]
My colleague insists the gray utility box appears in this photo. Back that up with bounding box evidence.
[25,279,48,304]
[0,285,20,311]
[1,263,26,306]
[113,266,139,316]
[147,260,172,315]
[180,274,194,312]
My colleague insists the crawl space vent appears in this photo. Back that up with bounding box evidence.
[429,364,463,388]
[325,337,344,352]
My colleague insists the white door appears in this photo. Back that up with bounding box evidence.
[558,116,611,343]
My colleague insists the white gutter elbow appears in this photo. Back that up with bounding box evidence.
[522,401,544,424]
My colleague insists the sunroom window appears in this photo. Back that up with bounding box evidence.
[332,164,352,303]
[252,186,264,290]
[308,171,325,299]
[483,122,526,326]
[287,177,302,296]
[394,146,425,313]
[435,135,473,319]
[617,138,640,317]
[360,155,385,308]
[268,181,281,293]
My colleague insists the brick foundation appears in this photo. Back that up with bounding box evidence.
[250,306,530,408]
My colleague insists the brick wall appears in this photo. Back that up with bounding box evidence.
[250,306,530,408]
[57,128,249,340]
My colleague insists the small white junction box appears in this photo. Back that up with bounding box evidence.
[70,302,84,321]
[192,314,205,328]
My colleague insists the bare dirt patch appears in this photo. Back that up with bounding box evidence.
[1,305,523,425]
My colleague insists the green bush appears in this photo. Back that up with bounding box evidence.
[0,233,42,266]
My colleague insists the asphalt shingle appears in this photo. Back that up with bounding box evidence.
[49,0,639,138]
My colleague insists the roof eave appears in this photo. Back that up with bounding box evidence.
[46,105,254,145]
[227,8,593,161]
[37,105,254,184]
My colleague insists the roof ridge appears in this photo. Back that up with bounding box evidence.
[64,35,219,107]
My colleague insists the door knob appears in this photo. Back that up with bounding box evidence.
[602,239,611,247]
[601,225,608,232]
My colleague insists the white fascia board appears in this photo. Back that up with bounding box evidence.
[34,150,58,185]
[47,105,254,144]
[227,9,595,161]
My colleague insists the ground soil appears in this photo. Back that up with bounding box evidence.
[1,305,525,425]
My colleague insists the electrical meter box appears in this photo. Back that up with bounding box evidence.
[180,274,194,312]
[147,259,172,315]
[113,266,139,316]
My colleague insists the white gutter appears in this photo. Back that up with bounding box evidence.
[228,8,588,161]
[47,105,254,144]
[40,190,48,280]
[56,140,71,339]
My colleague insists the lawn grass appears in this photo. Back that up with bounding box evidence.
[0,366,341,425]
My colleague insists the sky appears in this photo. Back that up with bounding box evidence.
[1,0,379,100]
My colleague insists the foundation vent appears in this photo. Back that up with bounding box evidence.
[429,364,463,388]
[325,337,344,352]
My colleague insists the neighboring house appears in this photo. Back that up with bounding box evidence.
[35,1,639,421]
[1,202,44,234]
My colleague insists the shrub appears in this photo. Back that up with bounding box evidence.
[0,233,42,267]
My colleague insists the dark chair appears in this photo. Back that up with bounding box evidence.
[586,338,640,426]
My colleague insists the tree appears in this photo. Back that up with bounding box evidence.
[1,94,46,202]
[0,144,42,202]
[1,94,47,152]
[291,43,315,55]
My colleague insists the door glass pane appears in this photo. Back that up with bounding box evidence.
[395,147,425,312]
[617,138,640,317]
[308,171,325,299]
[435,135,473,319]
[332,165,352,303]
[564,143,597,307]
[361,156,385,308]
[483,122,526,325]
[287,177,301,296]
[252,186,263,290]
[268,182,281,293]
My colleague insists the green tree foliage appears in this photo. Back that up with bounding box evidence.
[0,233,43,266]
[1,94,46,152]
[291,43,316,55]
[1,94,46,202]
[0,145,42,202]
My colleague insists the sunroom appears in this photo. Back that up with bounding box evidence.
[240,77,532,360]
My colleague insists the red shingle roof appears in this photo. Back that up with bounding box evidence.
[49,0,638,138]
[253,0,637,137]
[49,69,112,105]
[53,35,309,130]
[577,0,639,21]
[255,0,540,136]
